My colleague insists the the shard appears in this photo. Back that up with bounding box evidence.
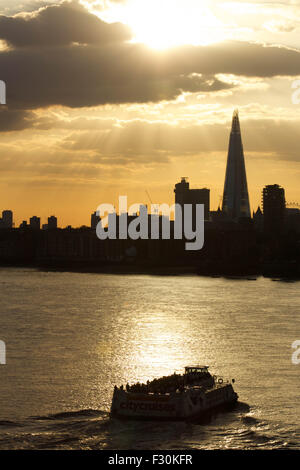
[222,110,251,220]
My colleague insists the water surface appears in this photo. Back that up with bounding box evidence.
[0,268,299,449]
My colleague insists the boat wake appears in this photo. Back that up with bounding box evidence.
[0,402,297,450]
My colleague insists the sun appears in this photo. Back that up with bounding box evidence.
[92,0,227,49]
[127,0,226,49]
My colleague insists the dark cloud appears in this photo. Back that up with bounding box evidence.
[2,39,300,116]
[0,1,132,47]
[0,40,237,116]
[0,107,34,131]
[163,41,300,78]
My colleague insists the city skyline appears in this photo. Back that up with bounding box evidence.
[1,106,298,228]
[2,180,298,230]
[2,106,299,230]
[1,108,297,229]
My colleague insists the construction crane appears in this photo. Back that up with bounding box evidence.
[145,190,159,215]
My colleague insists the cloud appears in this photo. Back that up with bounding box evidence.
[263,19,298,33]
[0,51,237,126]
[1,39,300,117]
[0,1,132,47]
[0,0,300,131]
[0,107,34,131]
[0,1,57,15]
[1,115,300,197]
[59,116,300,164]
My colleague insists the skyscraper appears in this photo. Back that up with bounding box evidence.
[2,210,13,228]
[222,110,251,221]
[29,216,40,230]
[174,177,210,222]
[91,211,101,230]
[262,184,286,234]
[48,215,58,230]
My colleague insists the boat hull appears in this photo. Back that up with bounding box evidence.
[110,384,238,422]
[111,399,238,422]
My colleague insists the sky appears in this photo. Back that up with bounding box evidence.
[0,0,300,227]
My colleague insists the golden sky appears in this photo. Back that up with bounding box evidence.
[0,0,300,227]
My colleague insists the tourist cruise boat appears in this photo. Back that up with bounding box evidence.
[110,366,238,421]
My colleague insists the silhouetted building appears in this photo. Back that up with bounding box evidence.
[29,216,40,230]
[2,210,13,228]
[48,216,57,230]
[262,184,286,235]
[19,220,28,228]
[222,110,251,221]
[91,211,101,230]
[253,206,264,232]
[286,208,300,234]
[210,207,227,223]
[174,177,210,222]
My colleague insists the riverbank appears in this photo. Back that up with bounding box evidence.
[1,259,299,280]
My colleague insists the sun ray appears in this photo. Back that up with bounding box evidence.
[88,0,228,49]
